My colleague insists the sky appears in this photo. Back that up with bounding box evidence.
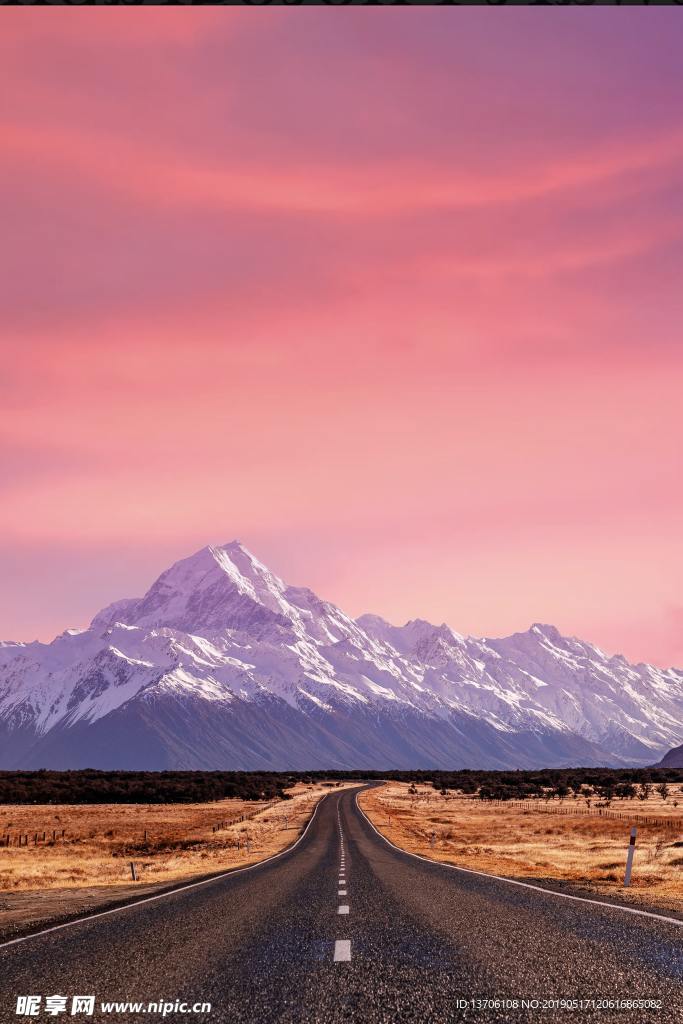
[1,11,682,667]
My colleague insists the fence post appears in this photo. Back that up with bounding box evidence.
[130,862,138,881]
[624,826,637,887]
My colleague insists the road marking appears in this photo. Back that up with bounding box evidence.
[354,791,683,929]
[334,939,351,962]
[0,790,339,952]
[338,889,347,896]
[338,904,350,915]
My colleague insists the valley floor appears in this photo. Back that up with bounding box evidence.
[0,782,350,941]
[359,783,683,916]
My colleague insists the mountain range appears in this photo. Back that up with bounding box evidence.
[1,541,682,770]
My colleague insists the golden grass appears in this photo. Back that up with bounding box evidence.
[0,782,354,893]
[359,783,683,914]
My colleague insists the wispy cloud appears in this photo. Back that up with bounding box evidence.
[1,10,682,667]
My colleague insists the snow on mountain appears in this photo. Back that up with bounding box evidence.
[1,541,682,770]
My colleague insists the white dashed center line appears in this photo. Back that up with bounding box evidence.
[333,802,353,960]
[334,939,351,962]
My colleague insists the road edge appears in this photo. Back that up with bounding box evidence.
[355,789,683,928]
[0,789,337,951]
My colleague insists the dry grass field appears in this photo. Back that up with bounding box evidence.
[359,782,683,914]
[0,782,354,892]
[0,782,356,938]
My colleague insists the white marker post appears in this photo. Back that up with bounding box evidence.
[624,826,637,887]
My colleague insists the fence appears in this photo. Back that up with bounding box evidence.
[0,798,285,850]
[483,798,682,831]
[209,799,280,834]
[1,829,66,847]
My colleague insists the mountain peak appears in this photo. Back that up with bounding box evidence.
[208,540,277,582]
[92,540,291,634]
[3,541,683,770]
[209,539,251,560]
[530,623,563,642]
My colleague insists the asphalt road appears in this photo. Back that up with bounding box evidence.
[1,786,681,1023]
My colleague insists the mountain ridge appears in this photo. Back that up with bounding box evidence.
[657,742,683,768]
[1,541,681,770]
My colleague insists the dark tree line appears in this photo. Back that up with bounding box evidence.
[0,767,681,805]
[0,771,294,805]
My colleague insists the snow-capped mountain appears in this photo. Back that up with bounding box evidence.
[1,542,682,770]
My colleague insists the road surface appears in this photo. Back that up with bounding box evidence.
[1,786,681,1023]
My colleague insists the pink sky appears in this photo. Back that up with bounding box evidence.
[1,11,682,667]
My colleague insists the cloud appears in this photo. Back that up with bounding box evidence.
[1,12,683,666]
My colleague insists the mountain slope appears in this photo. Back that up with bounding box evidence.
[656,742,683,768]
[1,542,681,770]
